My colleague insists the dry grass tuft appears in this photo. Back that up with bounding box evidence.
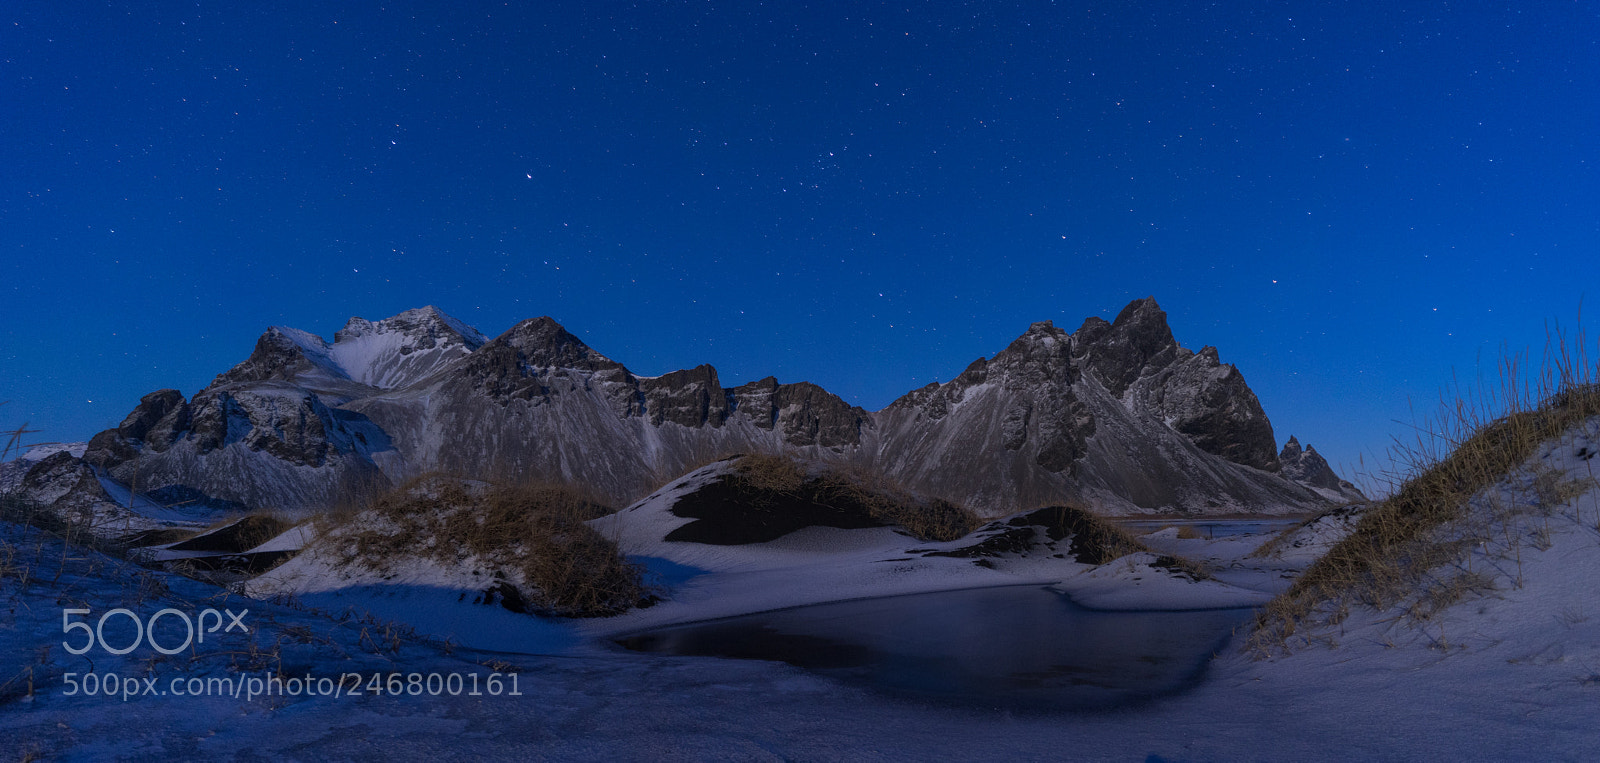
[328,474,648,618]
[165,511,292,553]
[1174,525,1204,540]
[815,464,982,543]
[1031,505,1151,565]
[1250,322,1600,655]
[0,538,16,583]
[733,453,808,494]
[1246,503,1368,561]
[729,454,983,542]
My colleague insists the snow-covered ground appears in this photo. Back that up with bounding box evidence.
[4,425,1598,759]
[245,462,1282,648]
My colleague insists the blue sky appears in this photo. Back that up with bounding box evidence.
[3,2,1596,488]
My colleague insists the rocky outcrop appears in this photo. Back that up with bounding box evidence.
[728,377,871,448]
[83,383,391,514]
[1279,436,1367,503]
[83,389,190,468]
[1075,298,1182,398]
[19,451,111,508]
[13,452,165,538]
[1145,347,1279,471]
[642,365,729,428]
[82,300,1354,517]
[1076,298,1279,471]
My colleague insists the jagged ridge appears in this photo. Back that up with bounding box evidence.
[73,298,1354,517]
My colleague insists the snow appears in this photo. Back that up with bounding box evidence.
[5,421,1597,759]
[272,325,334,356]
[1251,503,1367,565]
[15,442,88,462]
[245,523,314,554]
[88,473,210,526]
[1053,551,1275,610]
[327,326,469,389]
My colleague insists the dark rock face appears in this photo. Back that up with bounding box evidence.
[458,317,634,406]
[209,328,328,389]
[15,451,137,532]
[93,386,351,471]
[499,317,621,373]
[115,389,186,443]
[12,452,183,540]
[85,301,1352,517]
[84,389,191,469]
[1079,298,1181,397]
[1032,396,1094,474]
[728,378,870,448]
[20,452,110,507]
[872,298,1313,514]
[641,365,728,428]
[1071,299,1279,472]
[988,322,1095,474]
[84,381,391,513]
[1144,347,1280,472]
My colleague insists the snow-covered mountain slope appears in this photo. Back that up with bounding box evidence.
[870,299,1327,514]
[204,305,485,402]
[74,299,1354,517]
[80,381,391,516]
[328,306,487,389]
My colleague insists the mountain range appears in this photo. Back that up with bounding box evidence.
[77,298,1364,517]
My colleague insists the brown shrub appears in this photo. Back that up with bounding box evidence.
[733,453,808,495]
[727,454,982,543]
[331,474,648,618]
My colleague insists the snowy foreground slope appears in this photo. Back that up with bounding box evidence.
[5,423,1598,759]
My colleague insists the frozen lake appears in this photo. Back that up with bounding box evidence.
[1116,517,1305,539]
[617,585,1255,712]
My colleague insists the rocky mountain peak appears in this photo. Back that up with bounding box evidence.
[640,364,729,428]
[1279,435,1366,500]
[83,388,191,469]
[208,326,341,390]
[79,298,1360,517]
[727,377,871,447]
[1074,315,1112,342]
[987,320,1076,388]
[334,306,487,349]
[493,316,621,371]
[453,316,630,404]
[1078,297,1181,397]
[326,306,487,389]
[211,308,490,393]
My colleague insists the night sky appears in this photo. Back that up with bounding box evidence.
[3,2,1596,489]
